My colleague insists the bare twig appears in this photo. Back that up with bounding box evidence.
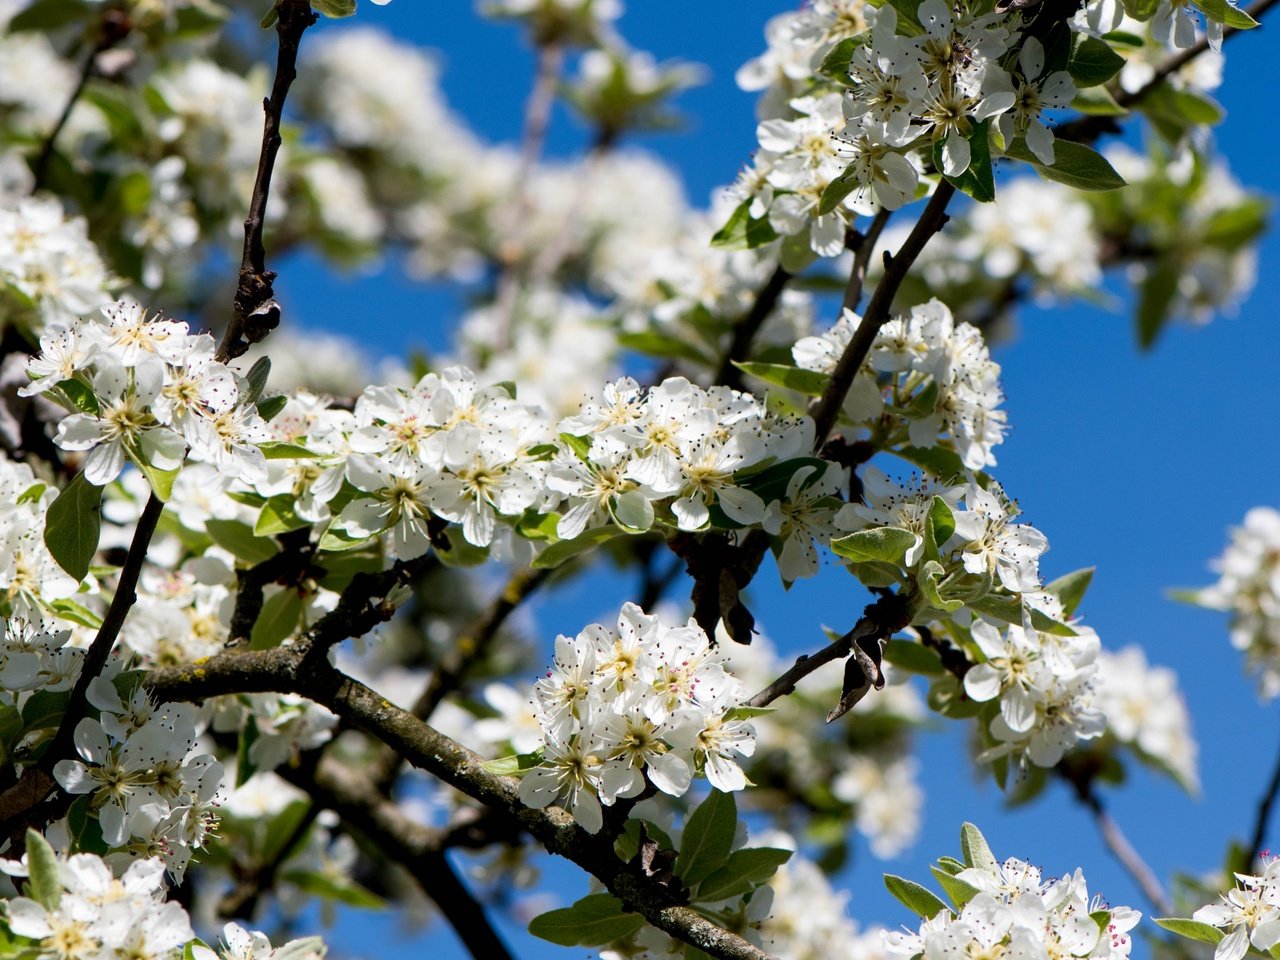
[0,492,163,833]
[714,265,792,391]
[32,11,130,191]
[216,0,317,363]
[1070,780,1172,916]
[809,182,956,446]
[841,209,893,317]
[1247,723,1280,867]
[744,592,910,709]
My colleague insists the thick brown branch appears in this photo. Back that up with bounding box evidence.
[809,182,956,446]
[216,0,317,363]
[146,652,775,960]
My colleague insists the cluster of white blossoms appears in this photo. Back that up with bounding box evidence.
[553,375,817,539]
[795,298,1007,470]
[962,617,1106,769]
[517,603,756,833]
[1192,507,1280,699]
[1094,645,1198,790]
[0,835,325,960]
[1191,859,1280,960]
[0,459,79,620]
[887,841,1140,960]
[734,1,1076,254]
[0,196,113,336]
[22,299,270,489]
[53,674,222,878]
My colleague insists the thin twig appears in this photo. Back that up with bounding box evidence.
[216,0,317,363]
[842,208,893,317]
[809,182,956,446]
[1074,782,1172,916]
[0,492,163,834]
[32,8,133,190]
[490,41,564,349]
[1120,0,1279,110]
[1247,723,1280,867]
[714,265,791,391]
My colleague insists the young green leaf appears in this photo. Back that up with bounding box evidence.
[528,894,645,946]
[25,830,62,910]
[831,526,917,566]
[532,526,626,569]
[1152,918,1225,945]
[43,473,103,581]
[1067,35,1126,87]
[960,822,998,872]
[676,789,737,886]
[1043,567,1095,616]
[884,874,949,919]
[695,847,792,902]
[1004,138,1127,191]
[206,519,280,566]
[882,638,946,675]
[732,362,830,396]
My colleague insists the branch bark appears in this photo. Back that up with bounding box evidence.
[216,0,318,363]
[714,265,792,391]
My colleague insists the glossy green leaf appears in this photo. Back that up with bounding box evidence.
[882,638,946,675]
[1152,918,1225,945]
[532,526,625,569]
[695,847,792,903]
[733,362,830,396]
[249,588,304,650]
[831,526,917,566]
[711,200,779,250]
[1043,567,1094,616]
[43,473,103,582]
[1004,138,1126,191]
[309,0,355,17]
[676,790,737,886]
[1068,35,1125,87]
[528,894,645,946]
[25,830,61,910]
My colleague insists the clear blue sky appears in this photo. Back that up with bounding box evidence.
[271,3,1280,957]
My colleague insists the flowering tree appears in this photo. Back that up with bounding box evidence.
[0,0,1273,958]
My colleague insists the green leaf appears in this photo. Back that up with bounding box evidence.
[16,482,46,506]
[481,751,544,776]
[257,394,288,421]
[960,822,997,872]
[43,473,103,582]
[206,519,280,566]
[733,362,830,396]
[1200,198,1270,250]
[1068,35,1126,87]
[1071,85,1128,116]
[1043,567,1094,616]
[1194,0,1258,27]
[831,526,917,566]
[1004,138,1126,191]
[695,847,792,902]
[1152,918,1225,945]
[257,441,320,460]
[249,589,304,650]
[676,790,737,887]
[937,121,995,203]
[21,690,71,733]
[243,357,271,405]
[882,638,946,675]
[47,598,103,629]
[892,445,967,481]
[930,864,980,909]
[617,330,714,367]
[260,799,312,862]
[9,0,92,31]
[1120,0,1158,20]
[55,379,100,416]
[25,830,61,910]
[816,36,861,84]
[929,496,956,545]
[528,894,645,947]
[711,200,779,250]
[255,496,311,536]
[132,455,180,503]
[723,705,776,721]
[532,526,625,569]
[281,869,385,909]
[309,0,355,16]
[235,717,258,787]
[260,2,279,27]
[884,874,949,919]
[935,856,966,876]
[1136,258,1179,349]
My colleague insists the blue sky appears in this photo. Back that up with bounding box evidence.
[272,3,1280,957]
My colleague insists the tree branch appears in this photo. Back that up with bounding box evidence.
[1247,722,1280,868]
[1066,778,1172,916]
[842,209,893,317]
[146,651,776,960]
[216,0,318,363]
[714,265,792,391]
[809,182,956,446]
